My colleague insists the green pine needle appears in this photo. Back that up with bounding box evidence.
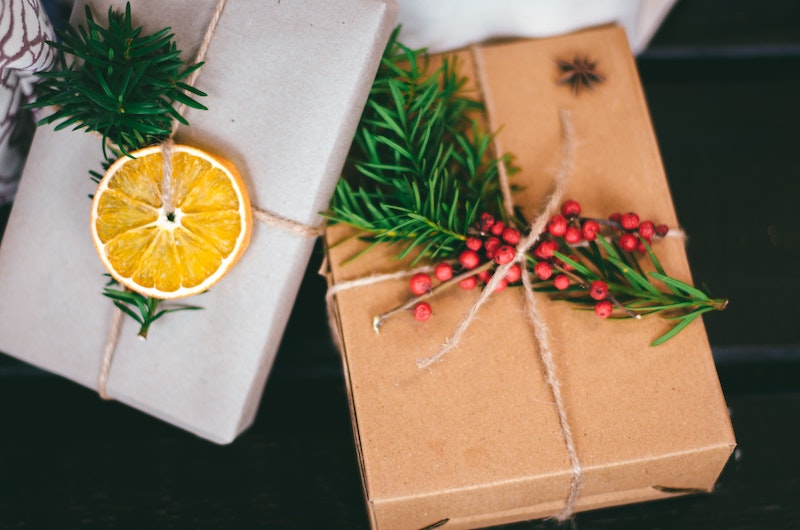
[28,2,206,160]
[326,28,513,264]
[103,277,202,339]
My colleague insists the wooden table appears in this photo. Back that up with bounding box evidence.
[1,1,798,528]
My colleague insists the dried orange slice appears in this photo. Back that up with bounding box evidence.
[91,144,252,299]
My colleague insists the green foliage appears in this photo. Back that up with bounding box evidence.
[541,235,726,346]
[326,29,513,263]
[29,2,206,159]
[103,277,202,339]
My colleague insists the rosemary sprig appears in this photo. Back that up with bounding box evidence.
[28,2,206,160]
[326,29,513,264]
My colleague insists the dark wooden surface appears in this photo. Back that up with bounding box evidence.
[2,1,799,528]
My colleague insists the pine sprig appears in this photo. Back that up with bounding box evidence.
[329,34,727,346]
[541,233,727,346]
[29,2,206,159]
[326,29,512,264]
[103,277,202,339]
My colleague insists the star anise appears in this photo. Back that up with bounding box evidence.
[556,55,605,94]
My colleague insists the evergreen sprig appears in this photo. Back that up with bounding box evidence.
[326,29,513,264]
[536,231,727,346]
[103,277,202,339]
[329,33,726,346]
[29,2,206,159]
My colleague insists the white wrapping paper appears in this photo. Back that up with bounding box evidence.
[0,0,397,443]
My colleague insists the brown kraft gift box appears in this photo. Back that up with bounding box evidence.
[324,26,736,530]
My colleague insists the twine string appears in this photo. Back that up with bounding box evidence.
[97,303,123,400]
[169,0,227,139]
[252,207,326,238]
[469,46,514,217]
[160,138,176,214]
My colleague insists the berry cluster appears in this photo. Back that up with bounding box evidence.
[408,212,523,321]
[532,200,670,318]
[404,200,674,323]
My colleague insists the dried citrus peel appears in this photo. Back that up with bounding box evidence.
[91,144,252,299]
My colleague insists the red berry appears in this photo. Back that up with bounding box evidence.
[502,227,521,245]
[409,272,432,295]
[534,261,553,280]
[655,224,669,237]
[581,219,600,241]
[466,237,483,251]
[493,245,515,265]
[484,236,501,258]
[413,302,432,321]
[534,240,558,260]
[561,199,581,217]
[554,274,570,290]
[479,212,495,232]
[459,276,478,290]
[620,212,640,231]
[490,220,505,237]
[589,280,608,301]
[477,269,491,283]
[564,226,583,244]
[638,220,656,239]
[636,238,651,254]
[619,233,638,252]
[594,300,613,318]
[504,264,522,283]
[459,249,481,269]
[547,214,568,237]
[493,278,508,292]
[434,262,453,282]
[609,212,621,223]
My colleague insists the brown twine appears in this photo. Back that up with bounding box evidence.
[252,207,326,238]
[469,46,514,217]
[97,302,123,400]
[97,0,323,399]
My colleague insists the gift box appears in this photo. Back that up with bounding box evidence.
[325,26,735,529]
[0,0,397,443]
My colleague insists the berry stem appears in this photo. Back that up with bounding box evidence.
[372,260,495,333]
